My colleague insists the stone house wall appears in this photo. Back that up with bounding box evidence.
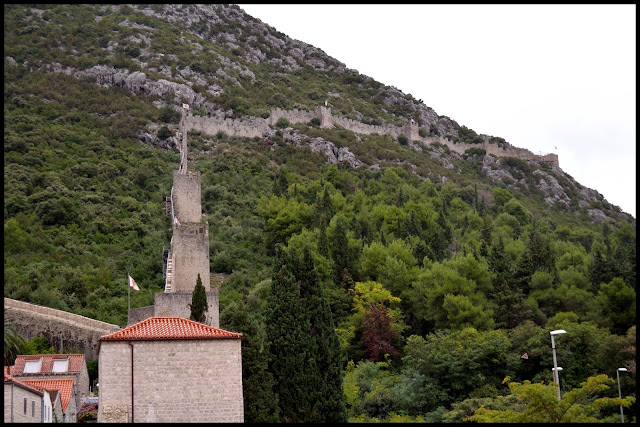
[98,339,243,423]
[4,383,43,423]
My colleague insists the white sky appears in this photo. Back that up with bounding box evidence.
[238,4,636,217]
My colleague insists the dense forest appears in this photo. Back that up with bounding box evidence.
[4,4,635,423]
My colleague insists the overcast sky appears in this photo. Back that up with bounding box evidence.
[238,4,636,217]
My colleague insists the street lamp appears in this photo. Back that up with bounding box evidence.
[552,367,563,399]
[617,368,628,423]
[550,329,567,401]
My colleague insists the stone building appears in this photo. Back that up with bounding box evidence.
[11,354,90,410]
[4,368,53,423]
[20,379,76,423]
[97,316,243,423]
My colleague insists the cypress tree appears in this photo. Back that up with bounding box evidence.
[266,244,347,423]
[220,300,280,423]
[331,215,355,285]
[266,246,313,423]
[296,245,348,423]
[189,273,208,323]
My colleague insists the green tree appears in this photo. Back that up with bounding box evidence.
[266,245,347,422]
[403,328,519,404]
[597,277,636,335]
[266,246,311,422]
[220,299,280,423]
[467,374,635,423]
[189,273,208,323]
[4,312,25,366]
[295,245,348,422]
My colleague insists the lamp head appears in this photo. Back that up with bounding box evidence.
[550,329,567,336]
[618,368,628,372]
[552,367,563,371]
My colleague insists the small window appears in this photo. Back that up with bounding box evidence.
[52,359,69,373]
[32,400,35,417]
[24,359,42,373]
[24,398,27,414]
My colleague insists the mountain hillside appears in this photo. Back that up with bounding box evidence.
[4,4,636,423]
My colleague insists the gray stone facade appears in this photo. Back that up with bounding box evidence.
[97,339,243,423]
[4,382,45,423]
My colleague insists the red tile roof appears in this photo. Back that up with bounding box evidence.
[13,354,85,374]
[98,317,243,347]
[4,371,45,396]
[21,379,74,412]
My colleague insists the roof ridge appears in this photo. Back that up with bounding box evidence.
[98,316,243,345]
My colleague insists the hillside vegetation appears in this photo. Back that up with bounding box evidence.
[4,4,635,423]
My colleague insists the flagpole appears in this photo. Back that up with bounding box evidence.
[127,264,132,316]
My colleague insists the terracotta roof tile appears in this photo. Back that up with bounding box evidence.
[13,354,85,374]
[4,371,45,396]
[99,317,243,343]
[21,379,74,412]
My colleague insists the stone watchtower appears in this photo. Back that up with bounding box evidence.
[402,118,419,141]
[128,107,219,327]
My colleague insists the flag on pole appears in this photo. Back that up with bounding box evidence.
[128,274,140,291]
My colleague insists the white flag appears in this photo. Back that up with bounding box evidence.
[128,274,140,291]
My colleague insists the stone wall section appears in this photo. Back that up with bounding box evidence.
[4,298,121,362]
[153,291,219,328]
[98,339,243,423]
[182,105,559,168]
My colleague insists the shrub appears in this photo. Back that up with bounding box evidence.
[157,126,173,140]
[310,117,321,126]
[418,128,427,138]
[276,117,290,128]
[397,134,408,145]
[77,402,98,422]
[159,105,181,124]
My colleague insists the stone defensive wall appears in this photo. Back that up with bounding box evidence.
[182,104,559,168]
[4,297,121,361]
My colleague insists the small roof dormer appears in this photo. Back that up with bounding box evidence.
[23,357,42,373]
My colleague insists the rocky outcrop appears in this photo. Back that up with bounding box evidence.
[281,128,363,168]
[533,169,571,209]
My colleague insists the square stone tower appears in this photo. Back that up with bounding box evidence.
[128,108,219,327]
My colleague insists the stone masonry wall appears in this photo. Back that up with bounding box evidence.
[153,291,220,328]
[172,171,202,223]
[4,383,43,423]
[98,339,243,423]
[182,105,559,168]
[4,298,121,362]
[128,305,155,326]
[171,222,210,293]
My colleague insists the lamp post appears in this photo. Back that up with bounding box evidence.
[550,329,567,401]
[552,367,563,399]
[617,368,628,423]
